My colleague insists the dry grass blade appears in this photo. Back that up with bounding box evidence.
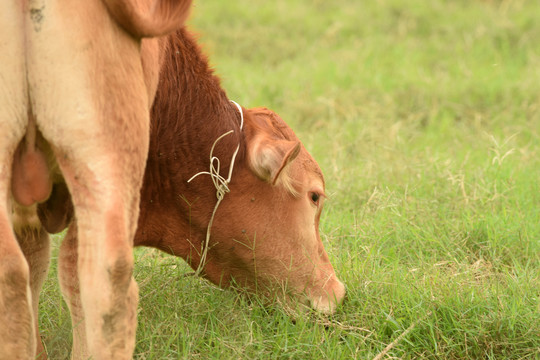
[372,311,432,360]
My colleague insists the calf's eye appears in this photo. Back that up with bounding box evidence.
[310,192,320,205]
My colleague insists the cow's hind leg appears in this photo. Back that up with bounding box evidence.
[61,152,143,360]
[15,224,51,360]
[0,119,35,360]
[0,2,35,358]
[28,7,149,355]
[0,209,35,359]
[38,86,149,359]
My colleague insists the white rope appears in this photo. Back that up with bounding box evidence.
[187,100,244,277]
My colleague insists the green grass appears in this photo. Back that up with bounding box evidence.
[39,0,539,358]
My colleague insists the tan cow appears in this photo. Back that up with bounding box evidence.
[0,1,190,359]
[36,27,346,358]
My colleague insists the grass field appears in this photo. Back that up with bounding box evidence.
[39,0,539,359]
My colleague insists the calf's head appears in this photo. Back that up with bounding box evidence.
[194,107,345,314]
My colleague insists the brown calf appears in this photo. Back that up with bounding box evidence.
[137,29,346,312]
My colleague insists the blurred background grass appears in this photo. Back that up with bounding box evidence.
[40,0,539,359]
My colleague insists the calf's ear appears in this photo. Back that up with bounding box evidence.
[248,135,301,185]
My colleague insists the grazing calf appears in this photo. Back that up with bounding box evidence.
[137,29,346,313]
[0,1,190,359]
[43,28,345,358]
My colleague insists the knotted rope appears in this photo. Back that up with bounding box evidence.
[187,100,244,277]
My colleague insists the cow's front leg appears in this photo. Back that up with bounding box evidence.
[58,222,90,360]
[16,224,51,360]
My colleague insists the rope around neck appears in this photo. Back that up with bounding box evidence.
[187,100,244,277]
